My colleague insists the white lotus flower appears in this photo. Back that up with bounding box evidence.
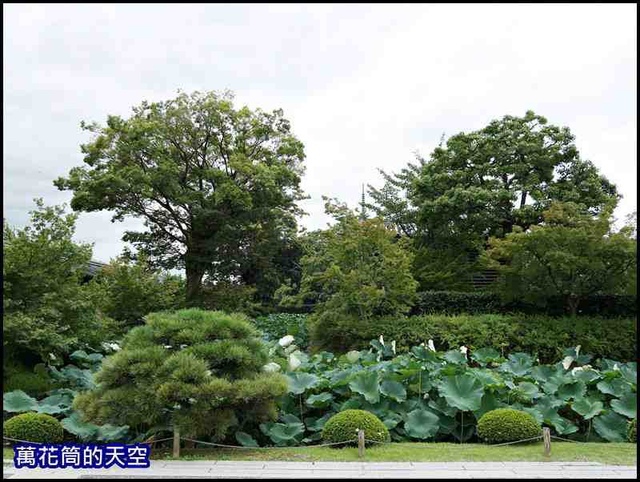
[49,353,56,360]
[188,398,196,404]
[571,365,592,376]
[180,344,188,349]
[206,370,212,376]
[575,345,581,357]
[109,343,121,351]
[391,341,396,355]
[263,362,281,373]
[561,356,574,370]
[427,340,436,352]
[278,335,295,348]
[288,353,302,371]
[163,345,173,349]
[613,363,620,371]
[379,335,385,346]
[460,346,468,356]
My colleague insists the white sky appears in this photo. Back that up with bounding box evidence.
[3,3,637,264]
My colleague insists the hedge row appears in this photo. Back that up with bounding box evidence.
[410,291,637,317]
[307,313,637,363]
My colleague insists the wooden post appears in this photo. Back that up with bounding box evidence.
[543,427,551,457]
[357,429,365,459]
[173,425,180,458]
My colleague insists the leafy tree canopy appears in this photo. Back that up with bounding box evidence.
[484,202,637,315]
[54,90,306,303]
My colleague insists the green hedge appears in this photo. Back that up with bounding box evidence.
[308,313,637,363]
[3,412,64,444]
[477,409,541,444]
[322,410,389,445]
[411,291,637,317]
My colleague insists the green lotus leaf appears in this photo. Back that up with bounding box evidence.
[438,374,484,412]
[404,409,440,439]
[286,372,319,395]
[593,411,629,442]
[380,380,407,403]
[620,363,636,385]
[266,422,305,446]
[557,381,586,401]
[610,393,637,419]
[382,412,403,430]
[444,350,467,365]
[514,382,542,400]
[306,413,334,432]
[61,412,100,441]
[571,397,604,420]
[470,348,502,367]
[36,393,74,415]
[500,353,534,377]
[305,392,334,408]
[474,391,501,419]
[596,379,631,397]
[236,431,259,447]
[571,368,601,384]
[97,424,129,442]
[3,390,38,413]
[349,371,381,404]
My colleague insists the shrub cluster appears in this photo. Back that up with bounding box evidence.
[411,291,636,318]
[477,409,542,444]
[3,412,64,444]
[321,410,389,445]
[308,313,637,362]
[628,419,637,443]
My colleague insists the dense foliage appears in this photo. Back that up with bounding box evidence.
[321,409,389,445]
[73,309,288,441]
[3,412,64,444]
[55,90,306,304]
[628,419,636,443]
[87,255,184,331]
[308,314,636,363]
[476,408,541,444]
[259,337,636,446]
[485,202,637,315]
[3,200,115,372]
[368,111,619,291]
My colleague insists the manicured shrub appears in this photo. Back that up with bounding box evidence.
[3,412,64,444]
[322,409,389,446]
[628,419,636,443]
[252,313,309,349]
[73,309,288,442]
[309,313,637,362]
[477,408,541,444]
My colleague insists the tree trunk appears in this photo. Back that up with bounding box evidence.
[566,295,580,317]
[520,191,528,209]
[185,251,206,305]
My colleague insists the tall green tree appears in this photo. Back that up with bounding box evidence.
[55,90,306,304]
[484,202,637,315]
[3,200,112,368]
[368,111,620,290]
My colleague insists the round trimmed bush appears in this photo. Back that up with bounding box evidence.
[477,408,541,444]
[3,412,64,444]
[628,419,636,443]
[322,409,389,446]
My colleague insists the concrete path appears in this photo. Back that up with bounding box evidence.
[3,460,637,479]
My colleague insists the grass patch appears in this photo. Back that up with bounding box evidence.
[5,442,636,465]
[150,442,636,465]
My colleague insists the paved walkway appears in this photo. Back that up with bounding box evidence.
[3,460,637,479]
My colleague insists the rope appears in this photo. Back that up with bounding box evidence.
[179,437,356,450]
[3,436,42,445]
[363,436,542,448]
[550,435,588,444]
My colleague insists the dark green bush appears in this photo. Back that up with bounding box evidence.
[252,313,308,349]
[309,313,637,363]
[3,364,55,397]
[322,409,389,446]
[411,291,636,317]
[477,408,541,444]
[628,419,636,443]
[3,412,64,444]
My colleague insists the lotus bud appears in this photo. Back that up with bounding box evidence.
[575,345,581,357]
[49,353,56,360]
[288,353,302,371]
[561,356,573,370]
[391,340,396,355]
[460,346,468,356]
[279,335,295,348]
[263,362,281,373]
[379,335,385,346]
[613,363,620,371]
[427,340,436,352]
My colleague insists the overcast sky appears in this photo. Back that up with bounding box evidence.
[4,3,637,265]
